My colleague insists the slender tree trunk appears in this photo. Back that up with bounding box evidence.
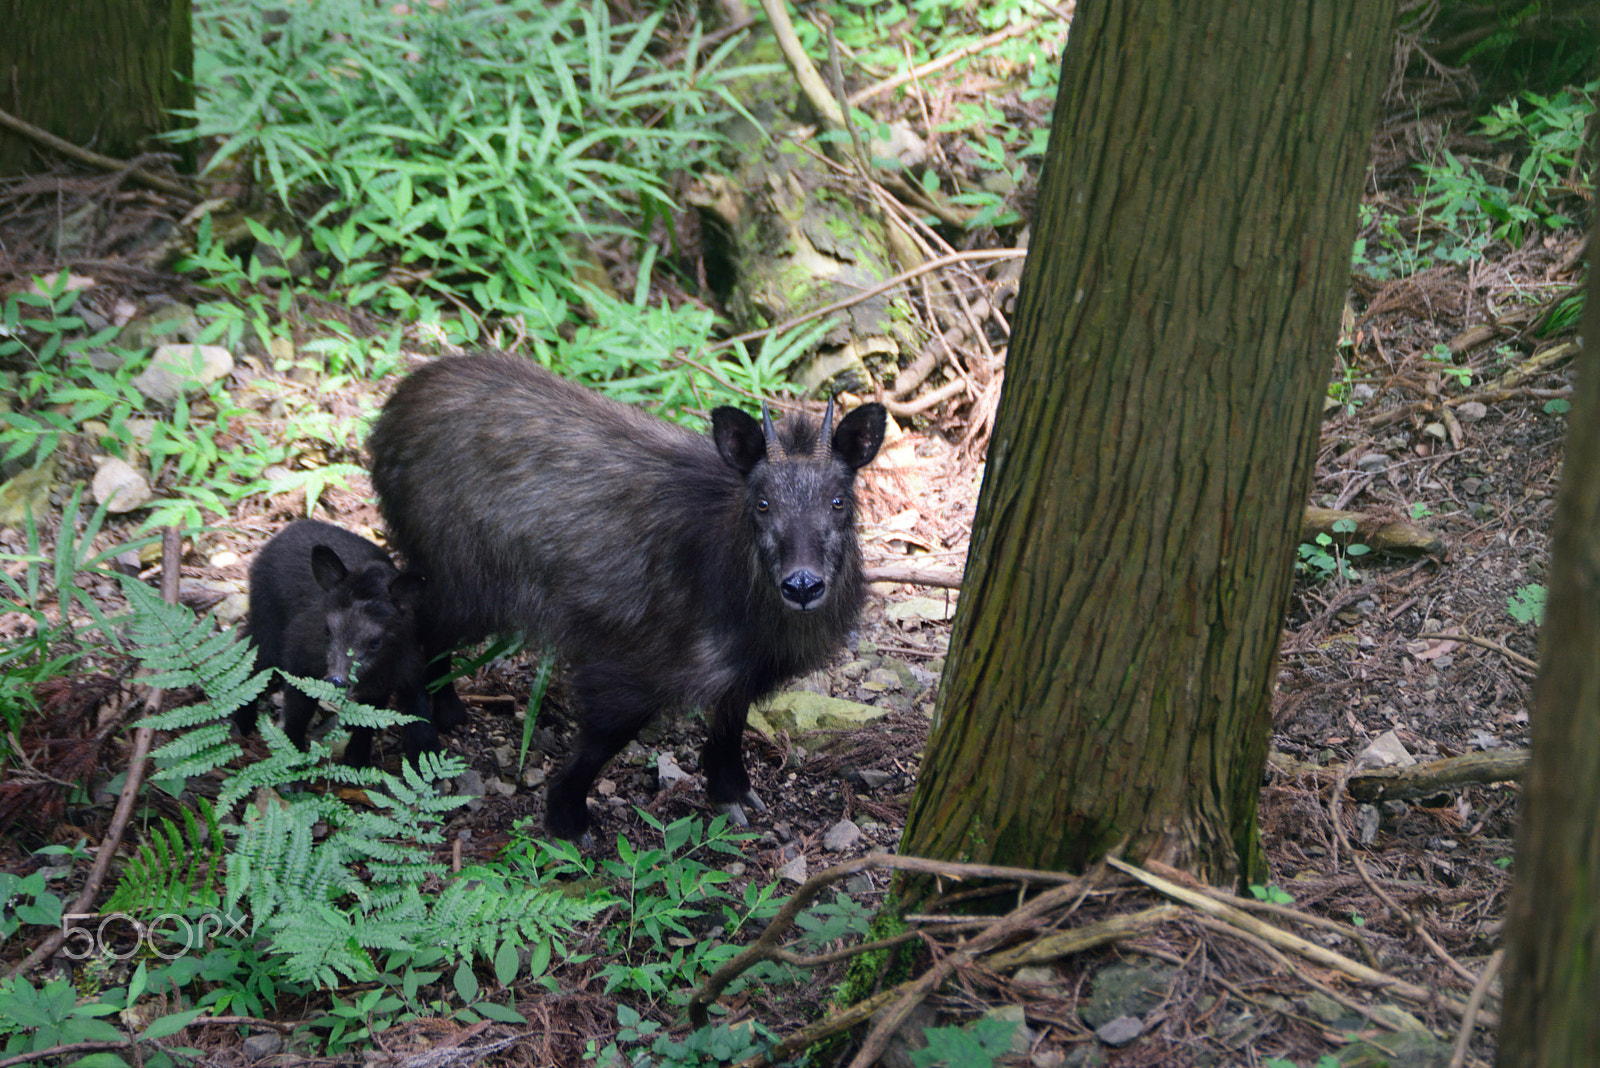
[1496,153,1600,1066]
[0,0,193,175]
[900,1,1396,886]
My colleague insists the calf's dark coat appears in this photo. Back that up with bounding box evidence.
[238,519,432,765]
[368,354,886,841]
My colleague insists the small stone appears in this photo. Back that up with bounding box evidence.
[454,769,485,798]
[657,751,689,788]
[242,1032,283,1062]
[725,861,746,878]
[213,593,250,626]
[1355,729,1415,770]
[776,853,808,884]
[1422,422,1447,441]
[823,819,862,851]
[983,1004,1032,1052]
[1456,401,1488,423]
[133,343,234,403]
[492,744,516,771]
[1356,803,1381,845]
[520,765,547,789]
[1096,1015,1143,1046]
[91,457,152,513]
[857,768,893,790]
[1355,452,1389,472]
[210,549,241,568]
[486,775,516,798]
[0,460,56,528]
[865,667,903,690]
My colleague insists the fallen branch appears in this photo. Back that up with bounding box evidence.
[1301,505,1446,558]
[864,564,964,589]
[0,106,201,201]
[1346,749,1529,802]
[1105,856,1488,1023]
[1416,629,1538,672]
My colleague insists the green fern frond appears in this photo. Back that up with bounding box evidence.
[121,577,269,780]
[104,798,225,918]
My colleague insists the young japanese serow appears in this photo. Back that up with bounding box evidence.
[236,519,432,766]
[367,354,886,844]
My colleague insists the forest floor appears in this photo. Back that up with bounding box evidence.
[0,38,1586,1068]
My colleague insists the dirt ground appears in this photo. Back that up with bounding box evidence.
[0,53,1586,1068]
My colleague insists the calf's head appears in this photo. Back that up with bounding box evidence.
[310,546,423,688]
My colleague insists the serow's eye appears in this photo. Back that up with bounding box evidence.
[757,498,770,513]
[831,496,845,510]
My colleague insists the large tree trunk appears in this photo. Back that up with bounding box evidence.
[1496,159,1600,1066]
[0,0,193,175]
[900,1,1396,887]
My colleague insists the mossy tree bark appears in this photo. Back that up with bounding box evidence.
[0,0,192,175]
[1496,153,1600,1066]
[900,1,1396,887]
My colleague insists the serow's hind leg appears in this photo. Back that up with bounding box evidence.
[544,666,659,849]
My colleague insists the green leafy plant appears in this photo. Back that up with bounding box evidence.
[911,1015,1019,1068]
[0,869,65,945]
[586,1004,774,1067]
[171,0,762,334]
[1507,583,1546,625]
[1297,519,1368,584]
[1425,342,1472,388]
[1248,883,1295,906]
[510,811,784,1008]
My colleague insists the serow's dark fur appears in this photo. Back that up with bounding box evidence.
[237,519,432,766]
[368,354,887,842]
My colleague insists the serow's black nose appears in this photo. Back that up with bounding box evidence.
[781,570,826,609]
[326,673,350,688]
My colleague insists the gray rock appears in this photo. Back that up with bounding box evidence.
[133,343,234,403]
[1095,1015,1143,1046]
[983,1004,1031,1052]
[657,751,689,788]
[241,1031,283,1062]
[1456,401,1488,423]
[822,819,862,851]
[776,853,808,884]
[1336,1029,1452,1067]
[1079,963,1173,1028]
[520,765,547,789]
[90,454,151,511]
[0,460,56,528]
[749,691,893,736]
[873,1002,939,1068]
[1355,729,1415,770]
[857,768,894,790]
[454,769,485,798]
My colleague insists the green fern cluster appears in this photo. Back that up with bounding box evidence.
[116,578,605,993]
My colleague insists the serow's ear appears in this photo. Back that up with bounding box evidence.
[712,407,768,475]
[310,545,350,592]
[832,403,887,470]
[389,571,425,611]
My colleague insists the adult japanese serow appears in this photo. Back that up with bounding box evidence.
[367,354,886,843]
[236,519,432,766]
